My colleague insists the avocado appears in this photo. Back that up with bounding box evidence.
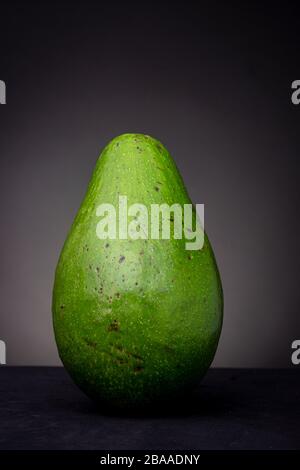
[52,134,223,409]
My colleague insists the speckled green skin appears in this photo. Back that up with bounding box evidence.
[52,134,223,409]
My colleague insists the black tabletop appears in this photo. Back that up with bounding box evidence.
[0,367,299,450]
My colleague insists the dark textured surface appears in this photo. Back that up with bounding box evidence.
[0,367,299,450]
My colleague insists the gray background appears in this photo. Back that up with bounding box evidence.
[0,2,299,367]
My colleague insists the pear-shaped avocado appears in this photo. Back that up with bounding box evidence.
[52,134,223,409]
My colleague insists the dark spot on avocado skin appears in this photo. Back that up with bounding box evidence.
[133,365,144,373]
[60,304,65,310]
[105,243,110,248]
[154,186,160,192]
[119,255,125,263]
[131,352,143,362]
[84,338,97,348]
[108,320,120,332]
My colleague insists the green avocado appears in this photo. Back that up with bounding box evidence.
[52,133,223,409]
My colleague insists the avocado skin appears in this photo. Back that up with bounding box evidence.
[52,134,223,409]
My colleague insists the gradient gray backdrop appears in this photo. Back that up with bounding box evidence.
[0,1,299,366]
